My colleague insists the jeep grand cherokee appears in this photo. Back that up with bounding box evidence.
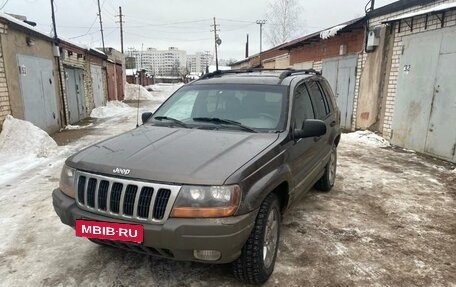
[53,69,341,285]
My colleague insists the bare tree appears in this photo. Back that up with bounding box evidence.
[266,0,304,46]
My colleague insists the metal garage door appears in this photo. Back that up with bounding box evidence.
[322,56,357,130]
[65,67,86,124]
[17,54,59,133]
[392,27,456,162]
[90,65,105,108]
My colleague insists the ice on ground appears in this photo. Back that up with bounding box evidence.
[124,83,154,100]
[342,130,390,148]
[90,101,134,118]
[0,115,58,157]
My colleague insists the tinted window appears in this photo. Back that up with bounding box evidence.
[318,80,335,112]
[306,81,329,119]
[293,84,314,129]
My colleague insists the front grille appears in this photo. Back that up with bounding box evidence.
[75,171,181,224]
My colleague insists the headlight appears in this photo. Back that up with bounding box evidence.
[171,185,241,218]
[59,164,76,198]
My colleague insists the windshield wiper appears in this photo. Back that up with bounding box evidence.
[153,116,188,128]
[193,117,257,133]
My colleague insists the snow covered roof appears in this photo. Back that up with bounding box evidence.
[320,24,348,40]
[279,17,365,49]
[0,11,53,41]
[386,2,456,22]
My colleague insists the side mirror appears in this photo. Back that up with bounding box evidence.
[141,112,153,124]
[293,119,327,139]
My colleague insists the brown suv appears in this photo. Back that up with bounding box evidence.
[53,69,341,284]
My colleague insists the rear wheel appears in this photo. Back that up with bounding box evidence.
[232,193,281,285]
[315,145,337,192]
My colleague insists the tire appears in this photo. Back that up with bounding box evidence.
[315,145,337,192]
[232,193,281,285]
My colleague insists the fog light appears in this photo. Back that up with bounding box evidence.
[193,250,221,261]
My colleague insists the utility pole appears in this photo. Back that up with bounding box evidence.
[50,0,68,126]
[210,17,220,71]
[116,6,124,53]
[50,0,58,40]
[96,0,105,51]
[256,20,266,67]
[245,34,249,58]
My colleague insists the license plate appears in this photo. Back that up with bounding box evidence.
[75,219,144,243]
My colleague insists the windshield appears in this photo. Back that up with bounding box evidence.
[151,84,289,132]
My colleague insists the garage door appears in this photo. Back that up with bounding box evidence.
[17,54,60,133]
[322,56,357,130]
[65,67,86,124]
[391,27,456,163]
[90,65,105,108]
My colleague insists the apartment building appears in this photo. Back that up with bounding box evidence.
[128,47,186,76]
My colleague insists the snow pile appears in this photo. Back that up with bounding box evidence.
[320,24,347,39]
[124,83,154,100]
[90,101,134,118]
[0,115,58,157]
[342,130,390,148]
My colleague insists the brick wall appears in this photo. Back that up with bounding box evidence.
[352,53,367,129]
[289,29,365,65]
[0,22,10,131]
[368,0,456,138]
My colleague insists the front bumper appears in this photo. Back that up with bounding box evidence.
[52,188,257,263]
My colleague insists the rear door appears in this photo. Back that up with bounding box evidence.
[306,80,333,160]
[289,81,320,196]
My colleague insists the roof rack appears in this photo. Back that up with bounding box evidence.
[198,68,321,80]
[278,69,321,79]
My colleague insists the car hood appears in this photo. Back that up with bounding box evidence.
[67,126,279,185]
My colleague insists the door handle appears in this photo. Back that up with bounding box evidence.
[330,120,336,127]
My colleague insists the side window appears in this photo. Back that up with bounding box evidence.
[306,81,329,119]
[292,84,315,129]
[318,80,335,112]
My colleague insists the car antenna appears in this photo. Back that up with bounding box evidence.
[136,76,140,128]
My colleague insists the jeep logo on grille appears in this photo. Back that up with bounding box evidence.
[113,168,131,175]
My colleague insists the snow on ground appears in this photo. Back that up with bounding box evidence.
[90,101,134,118]
[0,84,455,286]
[64,123,94,130]
[145,83,183,102]
[342,130,390,148]
[124,83,155,100]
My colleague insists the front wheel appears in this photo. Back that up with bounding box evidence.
[232,193,281,285]
[315,145,337,192]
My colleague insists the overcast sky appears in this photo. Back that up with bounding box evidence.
[2,0,396,60]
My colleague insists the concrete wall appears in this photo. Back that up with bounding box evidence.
[368,0,456,138]
[356,27,393,130]
[0,21,11,130]
[0,24,61,127]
